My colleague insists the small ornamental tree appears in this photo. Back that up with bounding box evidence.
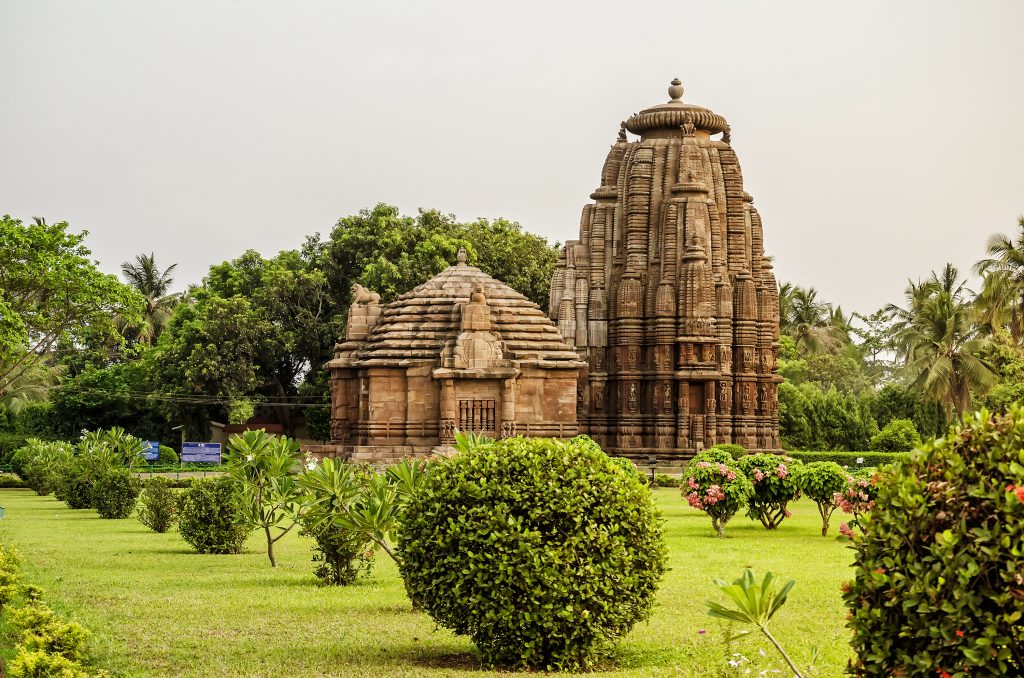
[683,458,754,538]
[796,461,849,536]
[845,407,1024,676]
[398,436,667,670]
[736,454,803,530]
[868,418,922,452]
[833,472,881,537]
[224,429,307,567]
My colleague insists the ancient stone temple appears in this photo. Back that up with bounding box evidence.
[550,79,782,460]
[327,249,585,462]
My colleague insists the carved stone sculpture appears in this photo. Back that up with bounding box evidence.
[549,79,782,459]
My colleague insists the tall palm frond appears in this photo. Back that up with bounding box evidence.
[120,253,181,346]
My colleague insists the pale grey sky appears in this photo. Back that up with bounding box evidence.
[1,0,1021,314]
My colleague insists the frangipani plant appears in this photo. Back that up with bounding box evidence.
[707,570,813,677]
[224,429,306,567]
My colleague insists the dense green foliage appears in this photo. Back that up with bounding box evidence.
[735,454,803,530]
[176,478,250,554]
[91,468,142,519]
[868,418,921,452]
[845,407,1024,675]
[137,477,178,532]
[795,461,850,536]
[784,450,908,466]
[398,436,667,670]
[708,443,746,460]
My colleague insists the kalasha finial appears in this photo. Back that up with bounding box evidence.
[668,77,684,102]
[457,247,467,265]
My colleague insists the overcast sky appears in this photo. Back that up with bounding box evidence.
[1,1,1021,314]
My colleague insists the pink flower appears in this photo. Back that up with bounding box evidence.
[775,463,788,479]
[839,522,854,538]
[717,464,737,481]
[686,491,704,509]
[687,477,699,490]
[753,469,764,483]
[696,461,711,468]
[784,509,793,518]
[704,485,725,506]
[697,629,706,635]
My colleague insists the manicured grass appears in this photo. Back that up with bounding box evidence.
[0,488,855,676]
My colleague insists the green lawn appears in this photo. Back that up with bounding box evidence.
[0,488,855,677]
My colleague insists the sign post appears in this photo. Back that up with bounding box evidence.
[181,442,222,465]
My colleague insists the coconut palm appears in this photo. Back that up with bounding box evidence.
[120,253,180,346]
[781,285,846,355]
[974,216,1024,340]
[890,264,996,421]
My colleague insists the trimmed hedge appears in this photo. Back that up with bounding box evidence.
[785,451,908,467]
[399,436,668,670]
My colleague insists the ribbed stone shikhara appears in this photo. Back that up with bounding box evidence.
[326,249,585,462]
[550,79,782,460]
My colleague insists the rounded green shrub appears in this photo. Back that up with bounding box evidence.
[57,472,94,510]
[157,445,178,465]
[735,453,803,529]
[868,418,922,452]
[795,461,849,536]
[844,407,1024,676]
[91,469,142,519]
[653,472,680,488]
[683,457,754,537]
[137,477,178,533]
[709,443,746,460]
[177,477,250,554]
[398,436,668,671]
[686,448,734,467]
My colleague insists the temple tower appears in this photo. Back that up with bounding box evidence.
[550,79,782,460]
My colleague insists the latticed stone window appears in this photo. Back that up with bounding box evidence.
[459,399,496,434]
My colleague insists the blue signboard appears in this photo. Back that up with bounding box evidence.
[181,442,222,464]
[142,441,160,462]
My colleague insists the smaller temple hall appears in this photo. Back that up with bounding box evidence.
[326,249,585,462]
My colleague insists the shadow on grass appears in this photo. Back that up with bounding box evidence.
[325,639,482,672]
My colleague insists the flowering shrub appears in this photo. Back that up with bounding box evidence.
[683,458,754,537]
[735,454,803,529]
[687,448,735,467]
[845,407,1024,676]
[795,461,849,536]
[833,471,881,537]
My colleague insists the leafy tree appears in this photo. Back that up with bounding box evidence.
[0,216,140,401]
[314,203,560,311]
[871,383,946,439]
[796,461,850,536]
[154,295,270,437]
[120,253,180,346]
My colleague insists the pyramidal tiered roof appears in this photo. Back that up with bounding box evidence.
[353,256,582,368]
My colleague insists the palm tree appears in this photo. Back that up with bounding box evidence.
[120,253,180,346]
[890,264,996,421]
[974,216,1024,340]
[781,285,846,355]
